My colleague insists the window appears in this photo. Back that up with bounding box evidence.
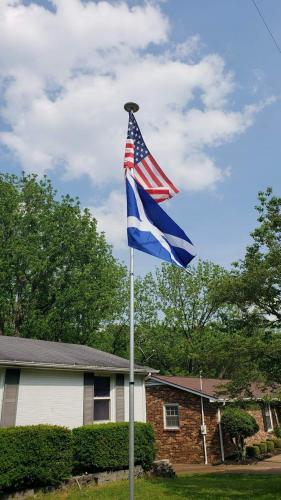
[94,376,111,422]
[164,404,180,429]
[263,404,273,432]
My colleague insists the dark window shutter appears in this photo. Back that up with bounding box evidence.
[0,368,20,428]
[116,374,125,422]
[83,373,94,425]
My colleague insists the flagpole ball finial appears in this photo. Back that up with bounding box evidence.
[124,102,139,113]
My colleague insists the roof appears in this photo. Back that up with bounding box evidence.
[149,375,275,401]
[0,335,156,374]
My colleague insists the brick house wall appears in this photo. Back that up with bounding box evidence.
[146,383,281,464]
[246,406,280,445]
[146,385,222,464]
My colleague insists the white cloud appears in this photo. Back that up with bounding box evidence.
[173,35,203,61]
[0,1,273,246]
[90,190,127,249]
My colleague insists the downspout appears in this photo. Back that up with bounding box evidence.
[200,372,208,465]
[217,405,225,463]
[274,406,279,427]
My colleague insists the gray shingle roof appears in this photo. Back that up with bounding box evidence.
[0,335,156,373]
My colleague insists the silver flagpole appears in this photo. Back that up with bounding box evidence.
[129,245,135,500]
[124,101,139,500]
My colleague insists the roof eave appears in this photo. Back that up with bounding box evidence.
[0,359,158,375]
[148,376,220,402]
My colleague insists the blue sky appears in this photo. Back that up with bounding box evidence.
[0,0,280,274]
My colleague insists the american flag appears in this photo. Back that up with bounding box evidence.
[124,112,179,203]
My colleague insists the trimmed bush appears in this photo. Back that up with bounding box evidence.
[0,425,72,493]
[246,445,260,458]
[259,442,267,453]
[273,438,281,448]
[274,426,281,438]
[266,440,275,452]
[221,408,259,459]
[73,422,155,473]
[266,437,277,449]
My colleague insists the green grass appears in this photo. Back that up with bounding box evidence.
[31,474,281,499]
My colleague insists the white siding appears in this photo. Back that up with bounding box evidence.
[0,368,4,417]
[124,374,146,422]
[16,369,84,429]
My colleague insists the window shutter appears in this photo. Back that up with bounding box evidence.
[115,374,125,422]
[0,368,20,428]
[83,373,94,425]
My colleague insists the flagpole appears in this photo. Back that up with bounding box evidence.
[124,101,139,500]
[129,245,135,500]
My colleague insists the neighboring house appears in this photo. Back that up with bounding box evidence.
[0,335,156,429]
[146,375,281,465]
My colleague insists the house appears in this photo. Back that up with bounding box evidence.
[0,335,156,429]
[146,375,281,465]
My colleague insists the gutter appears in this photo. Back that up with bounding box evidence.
[0,360,157,375]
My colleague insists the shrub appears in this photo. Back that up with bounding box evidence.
[0,425,72,493]
[274,426,281,438]
[73,422,155,473]
[221,408,259,460]
[273,437,281,448]
[266,440,275,452]
[246,445,260,458]
[267,439,276,448]
[259,442,267,453]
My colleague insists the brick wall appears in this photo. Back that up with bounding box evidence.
[146,385,222,464]
[246,406,279,445]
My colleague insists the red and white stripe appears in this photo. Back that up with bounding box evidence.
[124,141,179,204]
[124,139,135,169]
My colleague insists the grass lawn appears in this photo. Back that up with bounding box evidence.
[31,474,281,499]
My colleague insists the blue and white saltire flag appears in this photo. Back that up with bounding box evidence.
[126,170,196,268]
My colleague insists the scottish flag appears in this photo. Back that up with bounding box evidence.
[126,170,196,268]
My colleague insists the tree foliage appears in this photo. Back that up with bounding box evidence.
[221,408,259,459]
[214,188,281,328]
[0,173,126,344]
[130,188,281,390]
[133,260,232,374]
[1,174,280,392]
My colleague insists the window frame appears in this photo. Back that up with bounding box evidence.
[163,403,180,430]
[93,376,112,423]
[263,403,273,432]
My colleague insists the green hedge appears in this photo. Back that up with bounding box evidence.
[0,422,155,493]
[266,440,275,452]
[273,438,281,448]
[259,442,268,453]
[73,422,155,473]
[0,425,72,492]
[274,426,281,438]
[246,445,260,458]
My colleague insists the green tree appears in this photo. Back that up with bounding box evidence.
[0,173,126,344]
[221,407,259,460]
[215,188,281,328]
[210,188,281,390]
[133,260,231,374]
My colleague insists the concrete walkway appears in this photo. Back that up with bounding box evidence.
[174,454,281,475]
